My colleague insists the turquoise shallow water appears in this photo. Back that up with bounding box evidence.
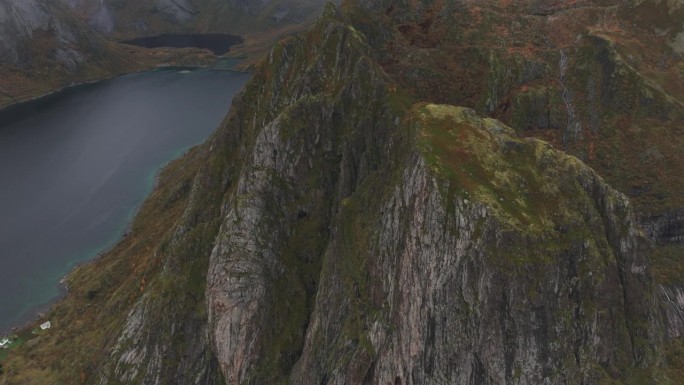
[0,68,249,333]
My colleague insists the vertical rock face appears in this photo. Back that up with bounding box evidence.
[205,13,397,382]
[88,4,115,34]
[65,0,116,33]
[291,104,660,385]
[642,210,684,246]
[222,0,270,14]
[197,6,665,384]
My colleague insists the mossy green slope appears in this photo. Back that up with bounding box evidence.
[341,0,684,223]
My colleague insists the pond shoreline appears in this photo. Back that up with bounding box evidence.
[122,33,244,55]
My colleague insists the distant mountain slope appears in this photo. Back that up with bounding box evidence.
[0,0,335,107]
[68,0,339,66]
[0,0,129,105]
[67,0,338,66]
[0,0,158,107]
[65,0,335,36]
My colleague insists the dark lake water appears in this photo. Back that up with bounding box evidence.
[0,68,249,333]
[122,34,243,55]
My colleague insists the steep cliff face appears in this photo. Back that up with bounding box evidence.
[342,0,684,355]
[65,0,118,33]
[1,2,680,385]
[200,13,664,382]
[290,102,661,384]
[205,16,399,383]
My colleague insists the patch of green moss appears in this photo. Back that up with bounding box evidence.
[248,197,330,383]
[413,103,573,232]
[334,182,387,361]
[0,337,24,363]
[651,244,684,286]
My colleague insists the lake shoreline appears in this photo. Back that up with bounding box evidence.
[0,149,184,346]
[0,62,249,114]
[0,68,250,338]
[0,281,68,336]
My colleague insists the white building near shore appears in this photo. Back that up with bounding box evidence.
[0,337,10,348]
[40,321,51,330]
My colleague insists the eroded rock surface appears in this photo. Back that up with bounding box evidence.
[1,2,682,385]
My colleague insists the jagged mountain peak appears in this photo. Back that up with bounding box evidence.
[0,1,682,384]
[3,6,677,384]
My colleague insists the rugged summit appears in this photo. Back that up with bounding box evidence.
[2,2,681,384]
[344,0,684,359]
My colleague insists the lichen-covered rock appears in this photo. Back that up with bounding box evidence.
[290,103,661,384]
[89,4,676,384]
[642,209,684,245]
[205,12,398,382]
[198,7,666,384]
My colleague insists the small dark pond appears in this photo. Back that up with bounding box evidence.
[122,33,244,55]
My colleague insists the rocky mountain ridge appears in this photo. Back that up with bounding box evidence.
[1,2,682,384]
[343,0,684,353]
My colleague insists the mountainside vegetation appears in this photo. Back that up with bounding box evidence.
[0,1,683,384]
[341,0,684,352]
